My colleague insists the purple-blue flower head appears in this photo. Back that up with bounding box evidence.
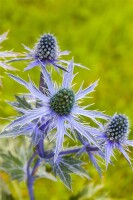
[8,33,70,72]
[1,60,109,161]
[105,114,128,143]
[8,33,88,72]
[100,114,133,168]
[50,88,75,116]
[35,34,58,62]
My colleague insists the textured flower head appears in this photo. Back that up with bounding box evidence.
[0,60,109,161]
[8,33,87,72]
[105,114,128,143]
[99,114,133,168]
[50,88,75,116]
[8,33,70,72]
[35,34,58,62]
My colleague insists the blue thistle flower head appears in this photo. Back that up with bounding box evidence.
[35,33,58,62]
[99,113,133,168]
[8,33,70,72]
[105,114,129,143]
[50,88,75,116]
[8,33,88,72]
[0,60,109,161]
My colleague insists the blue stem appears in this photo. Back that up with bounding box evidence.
[36,138,45,157]
[27,152,37,200]
[26,71,46,200]
[27,177,34,200]
[31,158,41,176]
[43,146,99,159]
[36,71,46,158]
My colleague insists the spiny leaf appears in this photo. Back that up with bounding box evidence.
[61,157,90,179]
[0,124,32,138]
[15,95,32,110]
[51,156,90,190]
[0,150,26,181]
[53,163,72,190]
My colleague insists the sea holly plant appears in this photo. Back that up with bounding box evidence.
[0,33,133,200]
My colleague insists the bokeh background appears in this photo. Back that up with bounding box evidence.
[0,0,133,199]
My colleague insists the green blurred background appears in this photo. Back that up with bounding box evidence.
[0,0,133,199]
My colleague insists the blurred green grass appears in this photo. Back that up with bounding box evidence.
[0,0,133,199]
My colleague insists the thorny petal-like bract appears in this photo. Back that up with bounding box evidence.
[1,60,109,161]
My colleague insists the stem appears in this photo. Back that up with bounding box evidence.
[27,152,37,200]
[37,71,47,157]
[27,178,34,200]
[35,72,46,158]
[39,71,47,93]
[31,159,41,176]
[26,71,46,200]
[43,146,99,159]
[36,138,45,158]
